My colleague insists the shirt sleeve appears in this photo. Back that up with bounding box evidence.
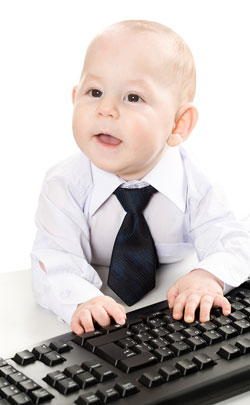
[31,174,103,325]
[188,182,250,288]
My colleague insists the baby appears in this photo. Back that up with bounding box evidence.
[31,20,250,335]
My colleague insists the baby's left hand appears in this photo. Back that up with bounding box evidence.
[167,268,231,323]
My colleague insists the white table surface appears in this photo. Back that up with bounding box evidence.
[0,256,249,404]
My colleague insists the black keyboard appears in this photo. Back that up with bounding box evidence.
[2,283,250,405]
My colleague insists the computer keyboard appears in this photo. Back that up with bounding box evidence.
[2,283,250,405]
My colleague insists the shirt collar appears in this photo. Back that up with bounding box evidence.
[89,146,186,216]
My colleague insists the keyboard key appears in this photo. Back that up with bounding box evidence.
[217,344,241,360]
[162,313,173,324]
[0,385,20,400]
[133,343,153,354]
[150,337,169,348]
[169,341,191,356]
[231,301,246,311]
[235,337,250,354]
[13,351,36,366]
[40,351,65,366]
[167,332,185,343]
[152,347,175,362]
[146,318,165,329]
[117,352,158,373]
[0,360,7,368]
[99,324,123,334]
[56,377,79,395]
[49,340,72,353]
[17,380,39,394]
[32,345,51,360]
[0,399,10,405]
[167,321,185,333]
[218,325,238,339]
[9,392,32,405]
[213,315,232,327]
[182,327,201,338]
[229,311,246,322]
[81,361,102,372]
[133,332,153,343]
[114,381,140,397]
[242,306,250,316]
[158,365,181,381]
[235,289,250,299]
[0,367,17,379]
[91,366,117,382]
[176,359,199,375]
[84,329,132,352]
[202,330,223,345]
[29,388,54,404]
[192,353,216,369]
[95,343,135,366]
[95,387,120,403]
[0,378,9,389]
[197,321,217,332]
[64,365,85,378]
[139,372,164,387]
[211,307,222,317]
[73,331,102,347]
[150,327,169,338]
[187,336,207,351]
[8,373,27,385]
[74,372,98,388]
[233,319,250,334]
[75,392,101,405]
[130,323,150,334]
[116,337,137,349]
[44,370,67,387]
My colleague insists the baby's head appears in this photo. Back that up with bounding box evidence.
[72,20,198,180]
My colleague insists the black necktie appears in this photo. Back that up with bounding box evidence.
[108,185,159,306]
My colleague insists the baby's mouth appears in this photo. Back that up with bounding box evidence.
[95,133,122,146]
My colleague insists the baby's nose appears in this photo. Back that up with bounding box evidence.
[97,98,119,119]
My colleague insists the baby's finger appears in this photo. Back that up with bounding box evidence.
[172,292,188,320]
[70,316,84,335]
[183,293,201,323]
[91,306,111,327]
[167,283,179,308]
[103,301,126,325]
[78,308,95,332]
[118,304,127,318]
[199,295,214,323]
[213,295,231,316]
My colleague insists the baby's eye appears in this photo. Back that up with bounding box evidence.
[88,89,102,98]
[125,94,143,102]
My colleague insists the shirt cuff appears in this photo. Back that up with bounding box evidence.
[31,257,104,324]
[193,251,250,289]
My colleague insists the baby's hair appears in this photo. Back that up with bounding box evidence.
[103,20,196,105]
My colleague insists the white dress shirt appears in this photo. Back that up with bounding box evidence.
[31,145,250,324]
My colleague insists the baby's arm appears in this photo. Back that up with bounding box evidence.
[167,269,231,323]
[70,296,126,334]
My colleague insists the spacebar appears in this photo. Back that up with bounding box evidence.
[117,352,158,373]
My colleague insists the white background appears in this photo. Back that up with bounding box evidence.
[0,0,250,273]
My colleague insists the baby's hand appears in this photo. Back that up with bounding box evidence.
[70,295,126,334]
[166,269,231,323]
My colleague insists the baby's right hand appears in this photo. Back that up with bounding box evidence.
[70,295,127,334]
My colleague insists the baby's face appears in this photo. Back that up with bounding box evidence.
[72,30,178,180]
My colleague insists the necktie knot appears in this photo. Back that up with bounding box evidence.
[114,185,157,215]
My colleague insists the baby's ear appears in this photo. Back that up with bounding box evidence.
[167,103,198,146]
[72,86,78,105]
